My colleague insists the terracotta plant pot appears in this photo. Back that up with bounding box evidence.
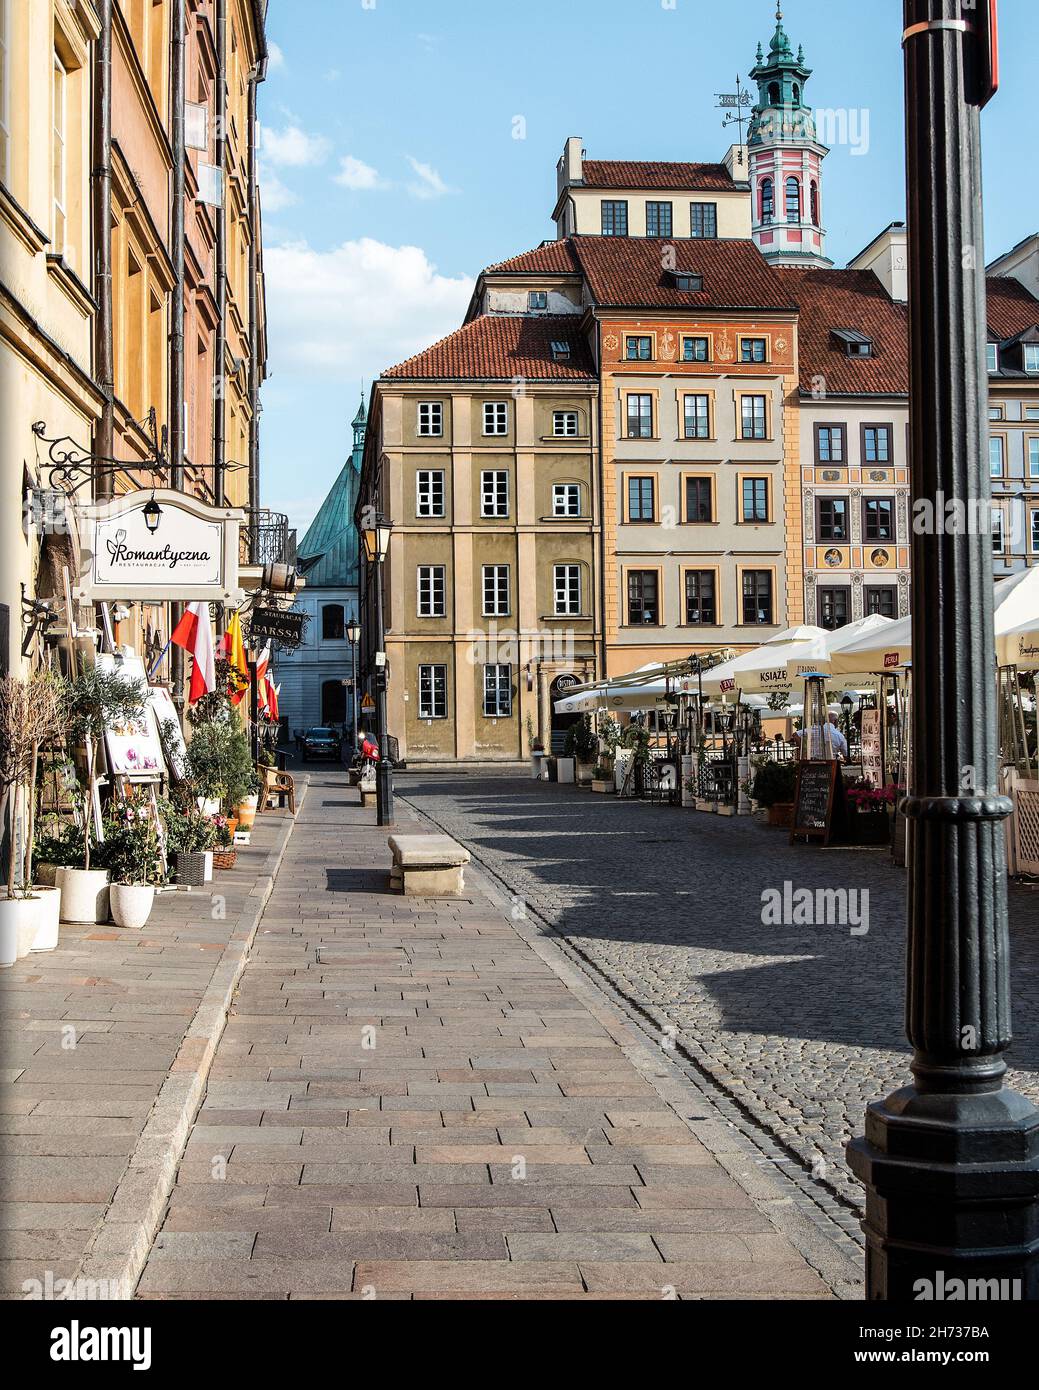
[236,795,259,831]
[767,802,795,829]
[109,883,156,930]
[30,886,62,952]
[57,868,111,924]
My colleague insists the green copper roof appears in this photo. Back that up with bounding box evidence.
[297,397,366,589]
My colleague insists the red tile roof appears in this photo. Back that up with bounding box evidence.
[483,241,582,275]
[986,276,1039,340]
[581,161,738,193]
[572,236,797,312]
[382,315,594,381]
[777,268,910,395]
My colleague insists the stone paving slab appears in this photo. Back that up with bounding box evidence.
[134,769,857,1300]
[0,792,304,1299]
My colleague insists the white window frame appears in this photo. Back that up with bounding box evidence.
[418,664,447,720]
[416,469,445,518]
[480,469,509,518]
[741,395,768,440]
[553,410,579,437]
[527,290,547,310]
[482,564,510,617]
[483,664,512,718]
[1031,509,1039,555]
[1025,344,1039,374]
[683,394,710,440]
[417,401,444,437]
[986,343,999,372]
[991,508,1005,555]
[52,50,67,256]
[553,483,581,517]
[417,564,446,618]
[554,564,581,616]
[1029,438,1039,481]
[483,401,508,436]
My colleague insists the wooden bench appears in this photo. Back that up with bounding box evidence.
[387,834,470,897]
[260,765,296,814]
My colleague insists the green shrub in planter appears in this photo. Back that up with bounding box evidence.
[750,760,797,809]
[564,717,598,764]
[183,718,255,814]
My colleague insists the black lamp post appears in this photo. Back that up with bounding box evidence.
[361,516,394,827]
[346,616,361,752]
[847,1,1039,1299]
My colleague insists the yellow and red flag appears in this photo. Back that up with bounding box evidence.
[224,612,250,705]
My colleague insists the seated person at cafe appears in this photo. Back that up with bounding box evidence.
[793,711,849,761]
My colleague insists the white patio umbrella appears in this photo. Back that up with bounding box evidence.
[993,568,1039,668]
[695,625,829,699]
[784,613,898,681]
[553,664,673,713]
[828,614,912,677]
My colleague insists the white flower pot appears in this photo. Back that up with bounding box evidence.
[0,897,42,967]
[556,757,576,784]
[57,868,111,924]
[30,886,62,952]
[109,883,155,930]
[236,794,259,831]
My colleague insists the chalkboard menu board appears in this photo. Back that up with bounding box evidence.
[791,760,843,845]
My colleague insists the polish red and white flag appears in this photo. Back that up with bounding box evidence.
[171,602,216,704]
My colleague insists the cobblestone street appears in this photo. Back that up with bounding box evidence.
[398,772,1039,1212]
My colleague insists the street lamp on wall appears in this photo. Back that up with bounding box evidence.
[361,514,395,826]
[345,616,361,751]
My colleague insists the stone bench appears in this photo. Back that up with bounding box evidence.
[387,833,470,897]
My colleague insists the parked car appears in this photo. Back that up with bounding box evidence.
[301,727,341,762]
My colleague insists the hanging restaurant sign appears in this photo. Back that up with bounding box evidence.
[73,491,244,604]
[250,607,306,646]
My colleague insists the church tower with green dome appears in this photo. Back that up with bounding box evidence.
[748,4,831,267]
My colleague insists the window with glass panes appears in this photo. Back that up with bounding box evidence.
[863,425,891,463]
[815,425,845,462]
[601,200,628,236]
[742,570,773,624]
[785,176,801,222]
[817,496,849,541]
[690,202,717,238]
[992,508,1005,553]
[52,52,67,254]
[626,394,653,438]
[684,476,713,523]
[987,343,999,372]
[684,570,716,624]
[990,436,1005,477]
[646,201,672,237]
[627,570,659,625]
[863,496,894,542]
[417,401,443,436]
[625,336,652,361]
[554,564,581,615]
[817,587,851,630]
[1029,438,1039,479]
[417,565,446,617]
[416,470,445,518]
[742,477,769,522]
[1025,345,1039,373]
[483,401,508,435]
[682,336,709,362]
[553,410,578,437]
[552,483,581,517]
[527,290,547,310]
[865,587,897,618]
[417,665,447,719]
[627,476,655,522]
[483,664,512,718]
[1032,511,1039,554]
[740,338,767,363]
[740,395,767,439]
[482,565,510,617]
[683,394,710,439]
[481,469,509,517]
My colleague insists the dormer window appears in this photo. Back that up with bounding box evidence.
[550,341,571,362]
[528,290,548,311]
[832,328,875,359]
[987,343,999,372]
[1024,343,1039,374]
[667,270,703,292]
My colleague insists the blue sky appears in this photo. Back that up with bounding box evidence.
[257,0,1037,540]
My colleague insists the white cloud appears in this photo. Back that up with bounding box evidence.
[258,163,298,212]
[260,122,331,168]
[264,237,474,381]
[334,155,383,191]
[405,156,452,200]
[267,41,285,72]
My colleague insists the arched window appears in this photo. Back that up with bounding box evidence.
[810,180,819,225]
[768,82,781,106]
[322,604,345,641]
[792,83,800,105]
[785,176,801,222]
[760,178,774,222]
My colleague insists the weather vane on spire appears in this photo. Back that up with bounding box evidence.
[716,75,753,162]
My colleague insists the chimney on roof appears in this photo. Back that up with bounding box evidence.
[557,136,584,195]
[848,223,908,304]
[987,235,1039,299]
[722,144,749,183]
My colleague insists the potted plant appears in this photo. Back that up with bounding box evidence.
[211,815,237,870]
[183,716,255,819]
[236,769,262,833]
[751,760,798,828]
[102,797,163,929]
[846,779,897,846]
[0,673,58,962]
[565,718,598,785]
[591,764,614,794]
[162,797,218,886]
[59,664,147,923]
